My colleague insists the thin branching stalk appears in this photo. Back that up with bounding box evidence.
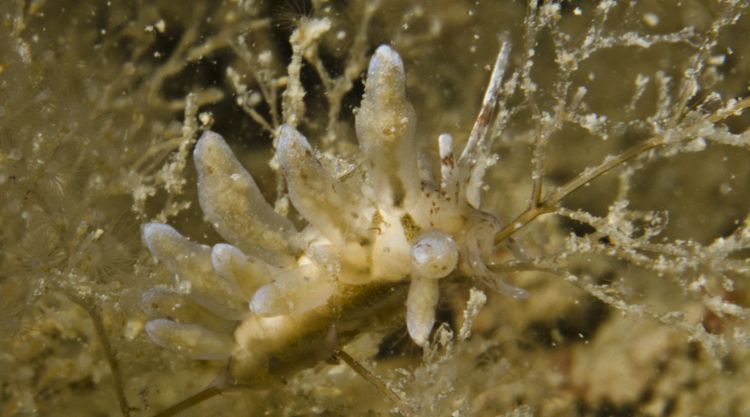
[335,348,416,417]
[63,292,131,417]
[495,97,750,245]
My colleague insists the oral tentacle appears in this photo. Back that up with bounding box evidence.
[406,276,439,347]
[463,217,528,300]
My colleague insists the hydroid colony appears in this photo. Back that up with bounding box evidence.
[4,1,750,416]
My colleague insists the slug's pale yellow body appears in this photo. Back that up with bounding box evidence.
[141,42,524,412]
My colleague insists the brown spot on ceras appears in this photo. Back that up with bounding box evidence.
[441,154,455,169]
[369,210,384,235]
[474,105,493,129]
[399,213,421,241]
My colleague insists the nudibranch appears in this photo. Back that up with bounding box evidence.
[141,43,525,375]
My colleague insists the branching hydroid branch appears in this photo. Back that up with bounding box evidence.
[490,261,730,360]
[63,292,131,417]
[335,348,416,417]
[495,96,750,246]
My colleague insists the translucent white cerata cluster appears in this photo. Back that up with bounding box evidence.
[142,45,525,365]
